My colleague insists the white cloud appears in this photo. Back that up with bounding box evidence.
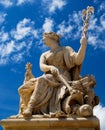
[42,18,54,32]
[88,17,97,30]
[71,11,83,39]
[88,35,97,46]
[94,104,105,130]
[11,52,25,63]
[72,11,82,25]
[0,57,9,65]
[0,0,13,8]
[0,40,27,65]
[0,38,35,65]
[57,11,82,39]
[0,0,34,7]
[0,41,26,59]
[56,9,103,50]
[57,21,73,38]
[0,13,7,24]
[12,19,32,40]
[100,2,105,11]
[15,41,26,51]
[38,18,54,51]
[93,0,99,4]
[0,41,15,58]
[11,18,38,40]
[49,0,66,13]
[56,9,105,50]
[42,0,66,13]
[100,14,105,29]
[98,2,105,12]
[17,0,34,6]
[87,13,105,50]
[0,18,39,65]
[0,29,9,42]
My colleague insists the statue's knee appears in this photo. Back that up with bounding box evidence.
[37,77,46,84]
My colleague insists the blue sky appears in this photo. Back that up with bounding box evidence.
[0,0,105,130]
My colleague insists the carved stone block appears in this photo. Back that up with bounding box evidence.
[1,116,100,130]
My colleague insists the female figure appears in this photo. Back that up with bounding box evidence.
[22,32,88,117]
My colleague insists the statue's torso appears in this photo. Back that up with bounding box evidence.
[44,47,71,80]
[45,47,67,70]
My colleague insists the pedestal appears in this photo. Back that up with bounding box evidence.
[1,116,100,130]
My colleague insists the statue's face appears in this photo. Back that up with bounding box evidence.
[43,32,60,46]
[43,35,55,46]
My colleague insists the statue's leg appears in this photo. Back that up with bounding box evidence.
[22,77,48,117]
[49,86,66,117]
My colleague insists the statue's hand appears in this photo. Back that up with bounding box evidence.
[50,66,59,76]
[80,36,88,45]
[69,89,78,95]
[70,89,83,96]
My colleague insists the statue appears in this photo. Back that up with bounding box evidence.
[18,6,99,118]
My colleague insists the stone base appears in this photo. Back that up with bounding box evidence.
[1,116,100,130]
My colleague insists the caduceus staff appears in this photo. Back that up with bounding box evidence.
[82,6,94,38]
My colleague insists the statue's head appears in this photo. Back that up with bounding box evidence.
[43,32,61,44]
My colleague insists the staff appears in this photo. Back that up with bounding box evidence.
[82,6,94,38]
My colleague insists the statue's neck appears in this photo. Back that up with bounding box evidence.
[50,44,60,52]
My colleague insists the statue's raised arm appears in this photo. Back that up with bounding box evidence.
[74,36,88,65]
[74,6,94,65]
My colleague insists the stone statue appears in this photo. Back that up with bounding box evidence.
[18,62,35,115]
[18,6,99,118]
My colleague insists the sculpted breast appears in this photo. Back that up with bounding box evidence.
[46,50,65,67]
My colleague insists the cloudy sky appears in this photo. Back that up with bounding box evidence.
[0,0,105,130]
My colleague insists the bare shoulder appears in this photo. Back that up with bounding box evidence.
[41,50,50,58]
[63,46,74,52]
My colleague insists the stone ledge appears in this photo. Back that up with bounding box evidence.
[1,116,100,130]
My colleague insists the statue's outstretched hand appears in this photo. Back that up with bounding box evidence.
[80,36,88,45]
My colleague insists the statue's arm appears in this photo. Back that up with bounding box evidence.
[74,37,88,65]
[40,52,59,75]
[40,53,51,73]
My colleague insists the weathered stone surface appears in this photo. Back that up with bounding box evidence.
[1,116,100,130]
